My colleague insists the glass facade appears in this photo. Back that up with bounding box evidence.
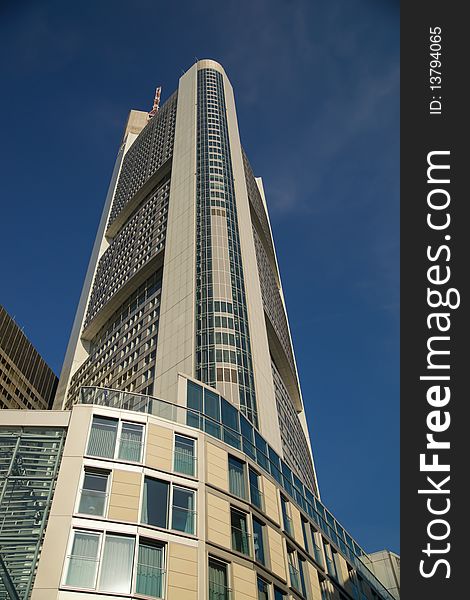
[79,384,394,600]
[195,68,258,426]
[0,427,65,599]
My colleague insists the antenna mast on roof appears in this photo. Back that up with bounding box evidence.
[148,86,162,120]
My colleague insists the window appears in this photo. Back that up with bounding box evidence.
[78,470,109,517]
[65,531,165,598]
[287,545,301,592]
[310,526,324,568]
[257,576,270,600]
[136,540,165,598]
[174,434,196,476]
[228,455,246,499]
[249,467,263,510]
[323,540,338,580]
[171,486,196,535]
[142,477,169,528]
[87,416,117,458]
[209,558,229,600]
[301,518,310,553]
[252,517,266,565]
[299,555,308,598]
[280,495,293,536]
[230,508,250,556]
[204,388,221,439]
[87,416,144,462]
[274,587,286,600]
[99,534,135,593]
[118,422,143,461]
[65,530,100,588]
[187,380,203,428]
[142,477,197,535]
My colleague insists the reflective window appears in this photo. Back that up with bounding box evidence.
[136,541,165,598]
[230,508,250,556]
[172,486,196,535]
[174,434,196,476]
[228,455,246,499]
[252,517,266,565]
[78,471,109,516]
[142,477,169,528]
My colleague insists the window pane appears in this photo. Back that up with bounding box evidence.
[257,577,269,600]
[254,431,268,471]
[228,456,246,499]
[136,541,164,598]
[249,468,263,510]
[174,434,195,476]
[204,388,221,438]
[99,534,134,593]
[209,558,229,600]
[221,399,240,449]
[87,416,117,458]
[142,477,169,528]
[240,415,256,460]
[78,472,108,516]
[172,487,195,534]
[118,422,143,462]
[187,381,203,428]
[253,518,265,565]
[274,587,286,600]
[231,509,250,556]
[66,531,99,588]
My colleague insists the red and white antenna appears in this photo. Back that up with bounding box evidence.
[148,86,162,120]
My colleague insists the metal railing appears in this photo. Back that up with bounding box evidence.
[230,525,251,557]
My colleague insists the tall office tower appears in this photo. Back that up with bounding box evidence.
[9,60,399,600]
[55,59,317,496]
[0,304,58,409]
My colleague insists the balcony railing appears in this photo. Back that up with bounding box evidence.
[171,505,197,535]
[208,581,232,600]
[230,525,251,556]
[78,489,108,516]
[173,448,197,477]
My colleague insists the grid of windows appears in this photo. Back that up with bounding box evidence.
[108,91,177,225]
[195,67,258,426]
[252,225,296,376]
[86,416,144,462]
[85,179,169,328]
[67,270,162,406]
[142,476,196,535]
[64,530,165,598]
[272,359,317,494]
[0,305,57,409]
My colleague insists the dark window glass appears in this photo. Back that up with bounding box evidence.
[228,455,246,498]
[253,517,265,565]
[240,415,256,460]
[221,399,240,449]
[204,388,221,438]
[249,467,263,510]
[254,431,269,471]
[257,576,269,600]
[142,477,169,528]
[187,381,203,428]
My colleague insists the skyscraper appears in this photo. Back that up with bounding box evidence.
[0,60,397,600]
[55,59,317,497]
[0,304,58,410]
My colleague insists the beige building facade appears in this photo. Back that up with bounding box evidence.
[2,375,395,600]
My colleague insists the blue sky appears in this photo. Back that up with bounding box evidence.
[0,0,399,553]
